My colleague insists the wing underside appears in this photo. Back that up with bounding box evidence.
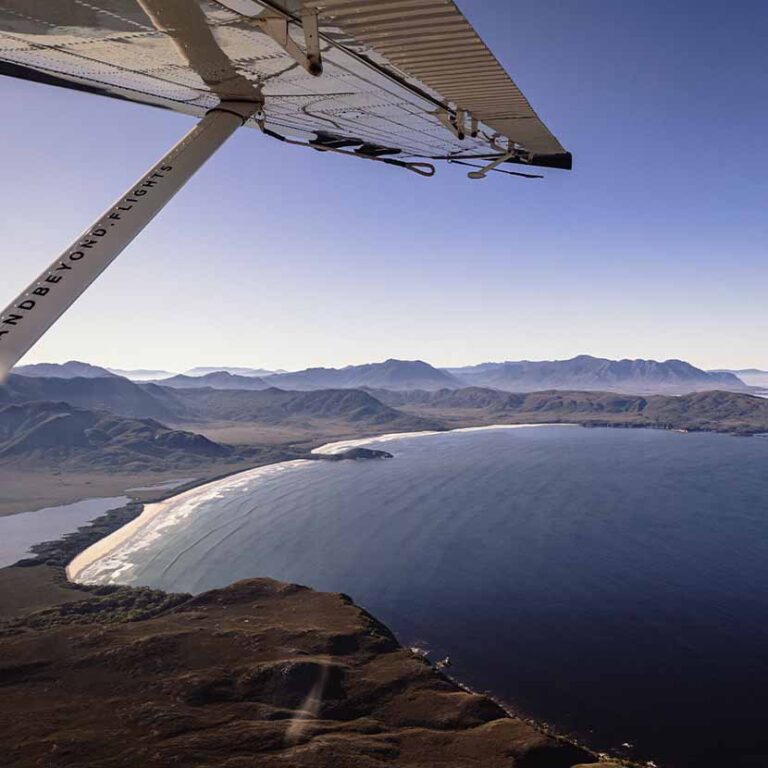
[0,0,571,170]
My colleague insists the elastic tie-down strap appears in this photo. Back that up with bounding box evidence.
[259,125,435,177]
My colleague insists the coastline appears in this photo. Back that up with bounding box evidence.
[67,423,578,585]
[1,422,653,767]
[312,422,579,455]
[3,397,761,519]
[66,459,313,583]
[0,573,617,768]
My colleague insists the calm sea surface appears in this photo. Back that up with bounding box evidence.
[81,427,768,767]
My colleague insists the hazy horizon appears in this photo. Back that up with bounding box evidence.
[2,0,766,373]
[12,352,766,376]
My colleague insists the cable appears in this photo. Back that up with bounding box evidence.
[259,124,435,177]
[447,159,542,179]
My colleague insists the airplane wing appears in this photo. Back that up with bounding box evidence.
[0,0,571,171]
[0,0,571,379]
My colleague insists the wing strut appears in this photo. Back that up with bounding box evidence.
[0,100,259,380]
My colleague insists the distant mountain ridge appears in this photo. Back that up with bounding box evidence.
[447,355,746,393]
[159,387,438,430]
[1,374,180,421]
[3,376,768,477]
[715,368,768,374]
[711,368,768,389]
[152,372,269,391]
[185,366,279,377]
[12,355,754,396]
[265,359,462,391]
[13,361,117,379]
[107,368,179,381]
[0,375,436,431]
[373,386,768,435]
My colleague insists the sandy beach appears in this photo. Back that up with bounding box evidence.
[66,459,312,583]
[68,423,577,585]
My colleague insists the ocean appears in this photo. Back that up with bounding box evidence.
[72,426,768,767]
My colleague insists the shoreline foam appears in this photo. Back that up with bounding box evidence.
[66,460,312,583]
[68,423,578,584]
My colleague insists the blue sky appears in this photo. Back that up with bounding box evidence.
[1,0,766,372]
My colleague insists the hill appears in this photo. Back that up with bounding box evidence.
[4,370,766,438]
[12,361,116,379]
[0,377,436,436]
[641,390,768,432]
[448,355,747,393]
[169,387,438,430]
[152,372,270,390]
[0,402,236,471]
[0,374,183,421]
[0,576,594,768]
[379,387,768,434]
[265,359,462,391]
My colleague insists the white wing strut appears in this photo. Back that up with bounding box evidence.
[0,101,258,381]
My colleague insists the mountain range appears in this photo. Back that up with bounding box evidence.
[445,355,746,393]
[0,374,436,441]
[373,387,768,434]
[184,366,280,377]
[1,373,179,420]
[151,372,270,391]
[0,401,235,470]
[2,370,768,472]
[0,383,434,470]
[167,386,436,428]
[13,356,751,394]
[261,359,461,391]
[13,361,116,379]
[257,355,746,393]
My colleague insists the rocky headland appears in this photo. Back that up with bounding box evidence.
[0,574,616,768]
[0,483,632,768]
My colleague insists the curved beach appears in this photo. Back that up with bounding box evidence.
[67,459,312,583]
[67,423,574,584]
[34,422,768,766]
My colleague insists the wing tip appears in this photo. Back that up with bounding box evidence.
[532,152,573,171]
[504,151,572,172]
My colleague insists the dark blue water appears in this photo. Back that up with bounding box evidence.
[89,426,768,767]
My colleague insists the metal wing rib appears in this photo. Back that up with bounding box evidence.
[303,0,571,168]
